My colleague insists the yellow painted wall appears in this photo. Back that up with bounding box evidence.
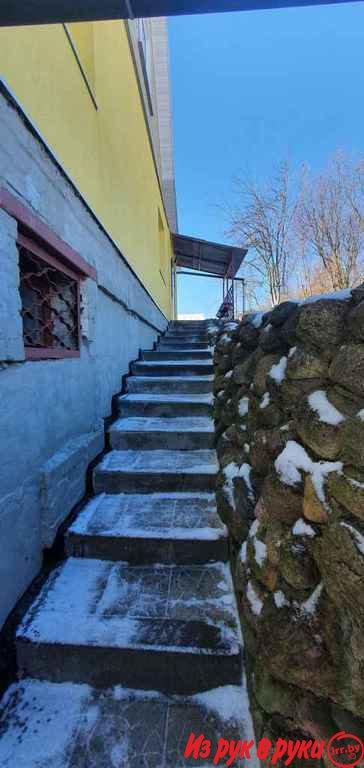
[0,21,172,317]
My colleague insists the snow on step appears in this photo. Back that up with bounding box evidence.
[120,393,214,403]
[133,359,213,367]
[66,492,228,564]
[131,360,213,378]
[127,375,214,394]
[158,339,211,348]
[0,678,256,768]
[94,449,219,493]
[109,416,215,450]
[16,558,242,693]
[118,392,213,418]
[142,349,212,360]
[134,358,212,373]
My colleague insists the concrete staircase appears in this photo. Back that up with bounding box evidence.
[0,321,255,767]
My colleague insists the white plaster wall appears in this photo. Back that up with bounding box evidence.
[0,90,167,629]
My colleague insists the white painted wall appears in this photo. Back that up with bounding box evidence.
[0,90,168,629]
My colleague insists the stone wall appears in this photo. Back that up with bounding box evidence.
[213,291,364,753]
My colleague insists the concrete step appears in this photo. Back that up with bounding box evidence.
[66,492,228,564]
[127,375,214,394]
[131,360,213,377]
[164,331,210,340]
[142,349,212,361]
[170,321,209,326]
[109,416,215,450]
[16,558,242,693]
[0,678,255,768]
[117,393,213,418]
[169,322,210,328]
[93,449,218,493]
[158,338,211,349]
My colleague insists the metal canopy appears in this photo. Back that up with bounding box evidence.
[173,233,247,279]
[0,0,362,26]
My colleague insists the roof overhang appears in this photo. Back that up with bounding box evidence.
[173,233,247,279]
[0,0,362,26]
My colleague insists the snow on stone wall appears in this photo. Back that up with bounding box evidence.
[213,289,364,745]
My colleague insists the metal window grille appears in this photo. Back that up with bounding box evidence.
[18,234,80,359]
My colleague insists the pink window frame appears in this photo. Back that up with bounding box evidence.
[0,187,97,361]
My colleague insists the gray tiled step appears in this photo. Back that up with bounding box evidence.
[158,338,211,349]
[164,332,210,340]
[93,449,218,493]
[169,325,210,331]
[117,393,213,418]
[131,360,214,377]
[170,321,210,326]
[16,558,242,693]
[66,492,228,564]
[127,375,214,394]
[142,349,212,361]
[0,679,255,768]
[109,416,215,450]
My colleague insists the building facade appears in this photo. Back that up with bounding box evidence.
[0,19,177,629]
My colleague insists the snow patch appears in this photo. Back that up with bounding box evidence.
[341,522,364,555]
[299,582,324,617]
[269,356,287,385]
[288,346,297,358]
[239,463,255,501]
[222,462,239,510]
[311,461,343,503]
[292,518,316,538]
[225,370,233,379]
[246,580,263,616]
[192,682,257,752]
[275,441,342,504]
[240,541,247,564]
[224,462,240,481]
[249,519,260,538]
[239,397,249,417]
[253,537,267,568]
[274,590,289,609]
[260,392,271,410]
[347,475,364,490]
[223,322,238,331]
[275,441,312,486]
[357,408,364,422]
[302,288,352,304]
[308,390,345,426]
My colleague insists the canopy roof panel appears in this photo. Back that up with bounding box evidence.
[0,0,361,26]
[173,233,247,278]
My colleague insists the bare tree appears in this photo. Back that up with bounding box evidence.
[295,153,364,291]
[225,161,296,306]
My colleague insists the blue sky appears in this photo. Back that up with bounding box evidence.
[168,1,364,317]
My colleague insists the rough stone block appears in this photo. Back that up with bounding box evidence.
[41,425,104,547]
